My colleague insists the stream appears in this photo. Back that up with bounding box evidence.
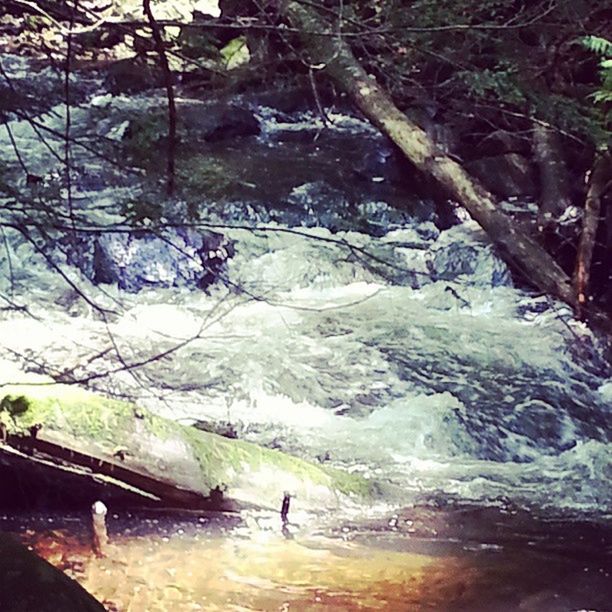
[1,53,611,609]
[1,505,610,611]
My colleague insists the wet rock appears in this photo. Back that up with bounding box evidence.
[192,419,242,439]
[60,227,233,292]
[251,87,323,114]
[180,102,260,142]
[356,201,416,235]
[105,57,164,94]
[286,181,351,229]
[429,222,512,287]
[204,105,260,141]
[466,153,536,198]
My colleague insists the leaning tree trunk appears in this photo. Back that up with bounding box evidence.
[532,123,573,231]
[572,154,612,320]
[282,1,577,307]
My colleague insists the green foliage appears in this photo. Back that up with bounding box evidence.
[532,93,608,145]
[220,36,250,70]
[582,35,612,105]
[582,36,612,57]
[343,0,610,147]
[458,62,526,106]
[0,394,30,417]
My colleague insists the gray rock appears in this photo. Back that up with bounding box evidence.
[106,57,163,94]
[429,223,512,287]
[180,102,260,141]
[466,153,536,198]
[61,227,233,292]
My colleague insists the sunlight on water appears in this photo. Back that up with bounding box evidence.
[11,507,608,612]
[83,535,445,610]
[0,63,610,517]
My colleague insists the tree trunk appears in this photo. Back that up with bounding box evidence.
[572,154,612,320]
[143,0,176,196]
[281,1,612,338]
[532,123,572,230]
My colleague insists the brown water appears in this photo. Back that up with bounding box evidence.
[3,505,611,611]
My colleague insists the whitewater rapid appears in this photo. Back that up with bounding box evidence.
[0,54,610,517]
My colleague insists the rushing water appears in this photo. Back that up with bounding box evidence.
[0,54,611,522]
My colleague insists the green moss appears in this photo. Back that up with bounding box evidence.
[2,385,134,444]
[182,426,374,498]
[2,384,374,502]
[177,155,239,200]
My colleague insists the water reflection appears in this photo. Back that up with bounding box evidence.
[4,506,610,611]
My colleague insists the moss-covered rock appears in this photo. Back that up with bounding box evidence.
[1,384,376,512]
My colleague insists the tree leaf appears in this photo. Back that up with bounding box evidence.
[220,36,250,70]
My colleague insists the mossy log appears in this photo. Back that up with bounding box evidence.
[0,384,375,513]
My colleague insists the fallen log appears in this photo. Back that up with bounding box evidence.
[0,383,376,513]
[282,2,575,305]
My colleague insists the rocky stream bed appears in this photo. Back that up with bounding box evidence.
[0,51,611,610]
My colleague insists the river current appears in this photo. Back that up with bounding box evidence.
[0,54,610,520]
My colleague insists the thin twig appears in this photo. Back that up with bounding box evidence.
[2,121,29,175]
[64,0,76,235]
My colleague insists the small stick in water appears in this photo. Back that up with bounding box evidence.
[281,492,291,524]
[91,500,108,557]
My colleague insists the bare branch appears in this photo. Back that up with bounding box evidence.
[142,0,176,196]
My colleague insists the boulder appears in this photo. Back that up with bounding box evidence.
[179,102,260,142]
[466,153,536,198]
[105,57,164,95]
[60,227,233,293]
[429,222,512,287]
[204,105,260,141]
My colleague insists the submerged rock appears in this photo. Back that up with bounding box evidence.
[429,222,512,287]
[60,227,233,292]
